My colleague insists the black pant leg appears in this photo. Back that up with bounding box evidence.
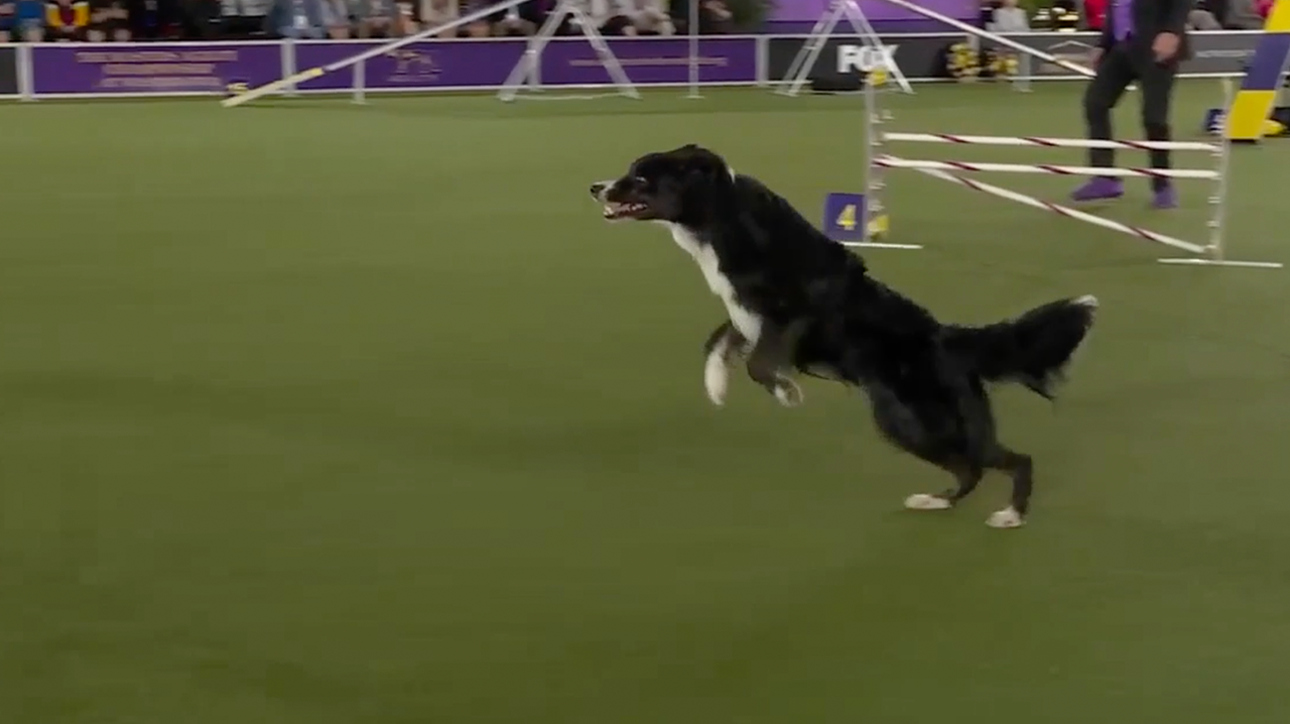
[1135,55,1179,187]
[1083,45,1137,168]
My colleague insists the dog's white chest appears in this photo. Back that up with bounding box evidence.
[664,223,763,343]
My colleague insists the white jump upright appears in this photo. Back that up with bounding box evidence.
[777,0,914,96]
[497,0,639,102]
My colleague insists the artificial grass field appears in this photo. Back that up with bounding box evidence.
[2,81,1289,724]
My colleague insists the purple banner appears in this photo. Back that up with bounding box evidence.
[30,43,282,95]
[295,37,757,91]
[770,0,977,22]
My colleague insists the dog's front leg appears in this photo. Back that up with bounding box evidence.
[745,318,807,408]
[702,321,747,407]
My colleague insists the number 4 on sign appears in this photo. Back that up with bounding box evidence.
[837,203,859,231]
[824,193,868,242]
[822,192,918,250]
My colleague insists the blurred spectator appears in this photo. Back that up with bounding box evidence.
[492,12,530,35]
[461,0,501,36]
[983,0,1025,73]
[516,0,551,32]
[698,0,731,32]
[1083,0,1105,30]
[317,0,346,35]
[597,0,636,35]
[88,0,130,38]
[13,0,46,38]
[668,0,729,33]
[979,0,999,27]
[418,0,457,35]
[1049,0,1078,30]
[616,0,672,35]
[0,0,13,39]
[46,0,90,39]
[127,0,176,38]
[1257,0,1274,19]
[572,0,647,37]
[395,0,414,31]
[986,0,1027,32]
[492,2,537,35]
[266,0,325,37]
[352,0,405,37]
[1189,5,1221,28]
[220,0,269,37]
[177,0,221,36]
[1200,0,1227,25]
[1226,0,1265,27]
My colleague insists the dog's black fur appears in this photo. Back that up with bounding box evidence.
[590,144,1097,527]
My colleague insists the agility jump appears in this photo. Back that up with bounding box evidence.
[840,0,1282,270]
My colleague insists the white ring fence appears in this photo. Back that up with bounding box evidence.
[856,77,1281,270]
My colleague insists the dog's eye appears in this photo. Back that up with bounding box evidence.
[633,176,649,188]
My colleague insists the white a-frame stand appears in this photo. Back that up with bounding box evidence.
[497,0,641,102]
[777,0,914,97]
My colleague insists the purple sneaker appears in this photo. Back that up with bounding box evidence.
[1071,177,1124,202]
[1151,185,1178,210]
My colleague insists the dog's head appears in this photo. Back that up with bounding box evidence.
[589,144,736,223]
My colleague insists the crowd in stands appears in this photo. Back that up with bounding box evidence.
[1182,0,1276,29]
[981,0,1276,33]
[0,0,732,41]
[1,0,1275,44]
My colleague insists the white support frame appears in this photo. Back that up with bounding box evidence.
[497,0,640,102]
[776,0,914,96]
[685,0,702,99]
[222,0,529,107]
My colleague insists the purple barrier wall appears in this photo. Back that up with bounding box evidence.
[27,38,761,95]
[11,31,1262,100]
[31,44,283,94]
[766,0,979,33]
[295,37,758,91]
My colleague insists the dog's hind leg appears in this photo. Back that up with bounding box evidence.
[866,387,987,513]
[900,455,983,512]
[702,321,747,407]
[981,444,1033,529]
[745,318,809,408]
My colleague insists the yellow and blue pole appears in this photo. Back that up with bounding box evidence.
[1225,0,1290,142]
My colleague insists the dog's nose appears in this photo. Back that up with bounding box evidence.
[589,182,607,198]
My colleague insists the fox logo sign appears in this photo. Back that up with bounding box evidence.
[836,44,898,73]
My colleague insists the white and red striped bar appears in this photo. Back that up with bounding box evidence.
[882,132,1218,153]
[874,156,1218,180]
[888,157,1207,256]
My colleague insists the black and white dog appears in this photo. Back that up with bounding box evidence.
[590,144,1098,528]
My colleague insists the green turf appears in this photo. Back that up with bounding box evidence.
[2,82,1288,724]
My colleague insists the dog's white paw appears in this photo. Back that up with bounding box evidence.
[704,352,729,407]
[985,507,1025,529]
[772,378,803,407]
[904,493,952,511]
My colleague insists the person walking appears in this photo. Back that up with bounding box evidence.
[1071,0,1191,209]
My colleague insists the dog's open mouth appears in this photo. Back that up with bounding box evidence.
[603,202,649,220]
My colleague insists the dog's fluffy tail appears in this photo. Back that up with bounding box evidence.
[942,295,1099,399]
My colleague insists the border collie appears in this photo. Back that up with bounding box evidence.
[589,144,1097,529]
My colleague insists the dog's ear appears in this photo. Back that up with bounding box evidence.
[678,146,730,180]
